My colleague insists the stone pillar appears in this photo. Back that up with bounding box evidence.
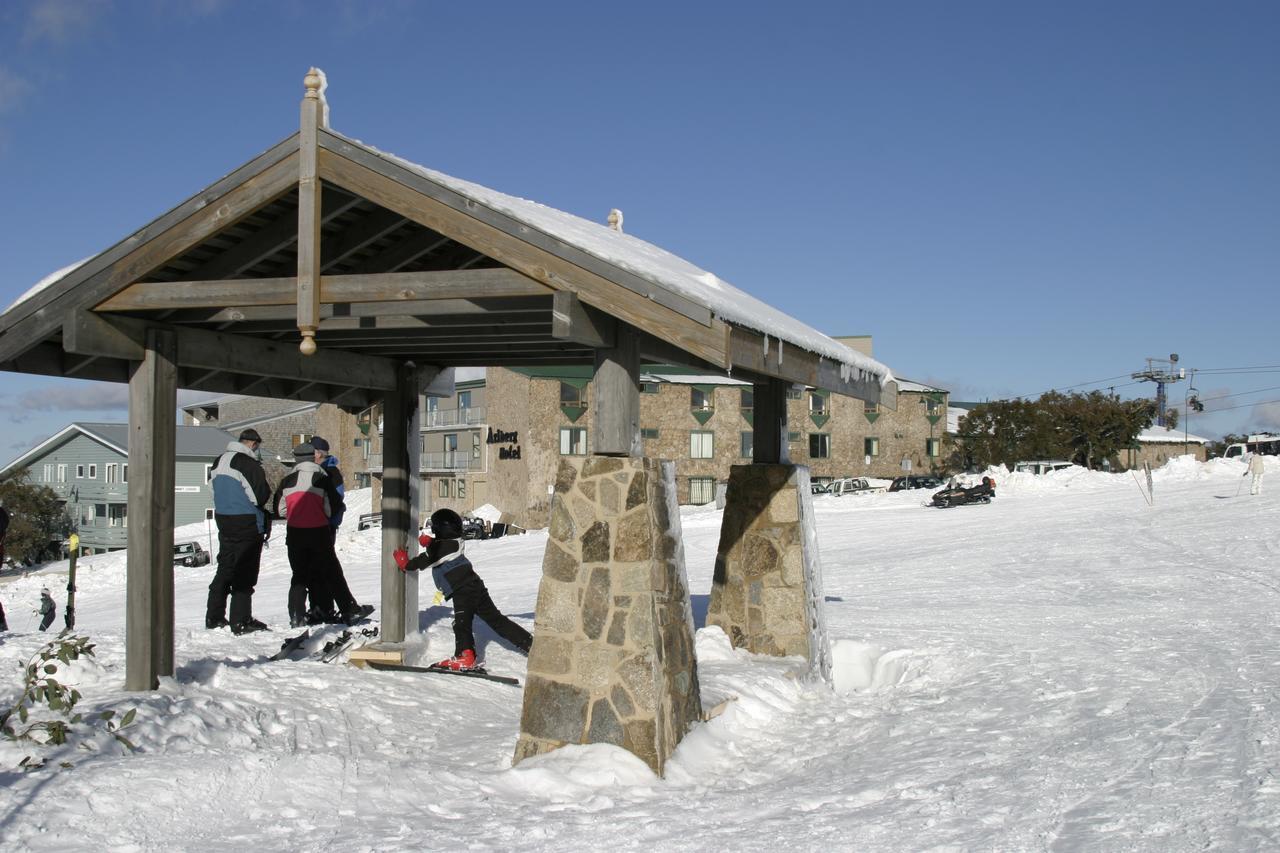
[514,456,701,776]
[708,463,831,682]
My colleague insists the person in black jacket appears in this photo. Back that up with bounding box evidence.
[207,429,273,634]
[38,587,56,631]
[393,508,531,670]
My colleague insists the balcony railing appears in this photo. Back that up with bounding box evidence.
[423,406,487,428]
[365,451,482,474]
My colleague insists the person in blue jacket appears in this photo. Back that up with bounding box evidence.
[393,508,531,670]
[206,429,272,634]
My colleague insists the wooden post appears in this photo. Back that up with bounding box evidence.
[125,328,177,691]
[379,363,429,642]
[752,378,789,464]
[590,325,641,457]
[297,68,325,356]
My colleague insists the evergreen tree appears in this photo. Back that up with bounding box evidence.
[0,469,73,566]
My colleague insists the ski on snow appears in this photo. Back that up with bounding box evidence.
[366,660,520,686]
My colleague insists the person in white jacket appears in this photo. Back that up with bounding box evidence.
[1245,453,1266,495]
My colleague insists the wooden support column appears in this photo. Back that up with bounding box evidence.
[590,324,641,457]
[125,329,177,691]
[379,365,417,642]
[297,68,325,355]
[752,377,790,464]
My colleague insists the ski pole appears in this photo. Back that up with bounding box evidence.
[1235,475,1245,498]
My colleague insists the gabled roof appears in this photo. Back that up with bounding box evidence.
[0,422,236,477]
[0,74,894,409]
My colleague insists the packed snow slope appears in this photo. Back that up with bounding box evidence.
[1,458,1278,851]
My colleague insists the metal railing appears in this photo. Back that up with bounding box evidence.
[365,451,482,474]
[423,406,487,428]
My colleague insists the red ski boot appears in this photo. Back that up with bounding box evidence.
[433,649,477,671]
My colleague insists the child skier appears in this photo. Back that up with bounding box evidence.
[393,508,531,671]
[38,587,56,631]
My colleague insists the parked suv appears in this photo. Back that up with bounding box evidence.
[173,541,210,567]
[888,475,943,492]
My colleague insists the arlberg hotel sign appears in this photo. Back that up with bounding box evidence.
[487,427,520,460]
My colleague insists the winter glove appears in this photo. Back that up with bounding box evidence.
[432,590,445,606]
[418,533,433,548]
[393,548,410,571]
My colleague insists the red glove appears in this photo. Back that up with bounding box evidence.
[418,533,433,548]
[393,548,409,571]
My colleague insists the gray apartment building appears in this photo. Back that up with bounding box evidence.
[0,422,235,554]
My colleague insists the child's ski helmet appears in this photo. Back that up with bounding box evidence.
[429,508,463,539]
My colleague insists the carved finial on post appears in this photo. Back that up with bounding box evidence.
[297,68,326,355]
[608,208,624,233]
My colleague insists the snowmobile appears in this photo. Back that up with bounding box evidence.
[930,477,995,508]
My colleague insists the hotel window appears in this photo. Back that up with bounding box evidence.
[788,431,800,443]
[809,433,830,459]
[926,398,943,417]
[438,479,451,498]
[691,387,714,413]
[105,463,118,484]
[109,504,127,527]
[76,465,85,479]
[43,464,54,482]
[865,400,879,414]
[560,382,584,407]
[472,433,482,461]
[926,438,941,457]
[641,428,660,440]
[809,393,827,417]
[740,431,753,458]
[457,479,467,499]
[740,388,754,419]
[641,381,660,394]
[690,431,714,459]
[57,464,67,483]
[88,464,97,479]
[122,464,128,483]
[291,433,312,447]
[786,386,803,400]
[560,427,587,456]
[689,477,716,505]
[865,437,880,457]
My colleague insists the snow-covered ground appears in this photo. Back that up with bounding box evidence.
[1,457,1278,851]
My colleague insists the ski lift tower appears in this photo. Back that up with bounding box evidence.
[1132,354,1185,427]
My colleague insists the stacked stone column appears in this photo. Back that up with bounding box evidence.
[514,456,701,776]
[708,463,831,681]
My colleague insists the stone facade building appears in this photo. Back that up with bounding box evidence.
[371,360,948,530]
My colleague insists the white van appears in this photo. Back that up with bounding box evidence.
[1014,460,1075,475]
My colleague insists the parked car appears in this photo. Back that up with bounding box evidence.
[829,477,882,496]
[888,475,944,492]
[811,481,833,495]
[1014,460,1075,475]
[173,541,210,567]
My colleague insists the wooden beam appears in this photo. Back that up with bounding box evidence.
[752,378,789,464]
[125,329,177,691]
[727,325,893,405]
[314,141,731,369]
[592,325,641,457]
[65,311,399,391]
[297,70,325,355]
[552,290,615,348]
[347,229,451,274]
[97,268,551,312]
[319,206,406,271]
[185,187,361,281]
[0,142,301,363]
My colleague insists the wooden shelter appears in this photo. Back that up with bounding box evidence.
[0,71,895,692]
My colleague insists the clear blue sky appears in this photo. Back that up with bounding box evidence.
[1,0,1277,462]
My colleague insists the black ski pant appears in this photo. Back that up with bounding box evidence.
[207,520,264,627]
[307,526,355,617]
[449,579,532,657]
[286,526,354,623]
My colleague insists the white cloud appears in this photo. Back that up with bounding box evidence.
[23,0,109,45]
[0,382,129,422]
[0,67,31,114]
[1252,401,1280,431]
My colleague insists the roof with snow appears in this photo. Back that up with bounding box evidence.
[1137,425,1208,444]
[0,72,894,410]
[0,422,236,477]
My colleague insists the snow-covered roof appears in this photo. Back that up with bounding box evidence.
[642,371,752,387]
[1137,425,1208,444]
[330,128,893,390]
[894,378,946,394]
